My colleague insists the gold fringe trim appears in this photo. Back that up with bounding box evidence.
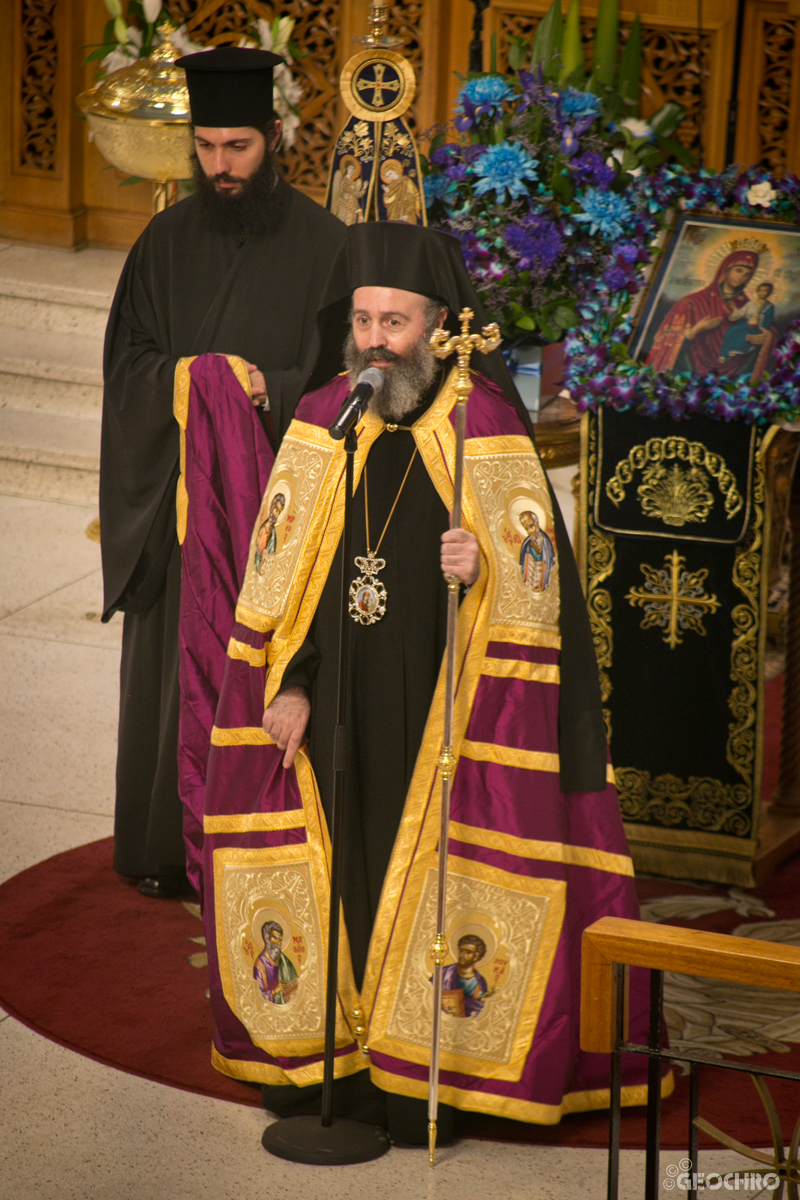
[461,741,560,773]
[211,1044,367,1088]
[203,809,306,834]
[627,841,757,888]
[210,725,272,747]
[449,821,634,877]
[482,657,560,684]
[227,637,267,668]
[368,1064,674,1125]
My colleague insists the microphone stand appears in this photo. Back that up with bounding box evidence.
[261,422,390,1166]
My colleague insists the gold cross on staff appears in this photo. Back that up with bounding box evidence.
[356,62,401,106]
[625,549,721,650]
[428,307,502,402]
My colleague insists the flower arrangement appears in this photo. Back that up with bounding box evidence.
[423,0,687,345]
[86,2,304,147]
[564,165,800,425]
[425,0,800,424]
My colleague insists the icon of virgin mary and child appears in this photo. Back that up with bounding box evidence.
[647,248,778,383]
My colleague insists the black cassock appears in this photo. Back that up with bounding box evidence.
[100,182,346,880]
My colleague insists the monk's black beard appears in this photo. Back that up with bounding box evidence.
[192,150,287,238]
[343,330,437,421]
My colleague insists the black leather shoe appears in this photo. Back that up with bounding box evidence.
[138,872,193,899]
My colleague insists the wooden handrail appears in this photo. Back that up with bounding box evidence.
[580,916,800,1054]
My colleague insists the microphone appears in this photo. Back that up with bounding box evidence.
[329,367,384,440]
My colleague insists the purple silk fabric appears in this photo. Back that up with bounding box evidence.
[177,355,274,894]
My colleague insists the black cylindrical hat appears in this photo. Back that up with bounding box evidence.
[177,46,282,128]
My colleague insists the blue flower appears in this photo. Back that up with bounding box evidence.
[574,188,634,240]
[423,174,454,208]
[559,88,601,121]
[455,75,517,129]
[470,143,539,203]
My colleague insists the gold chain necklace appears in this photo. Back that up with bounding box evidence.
[349,445,418,625]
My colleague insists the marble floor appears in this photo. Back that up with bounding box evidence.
[0,497,778,1200]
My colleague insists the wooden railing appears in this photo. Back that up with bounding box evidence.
[581,916,800,1200]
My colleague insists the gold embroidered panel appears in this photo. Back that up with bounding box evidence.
[213,845,353,1053]
[465,441,560,639]
[238,427,335,623]
[579,410,772,887]
[594,410,756,545]
[377,855,566,1081]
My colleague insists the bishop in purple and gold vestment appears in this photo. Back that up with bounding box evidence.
[175,222,670,1145]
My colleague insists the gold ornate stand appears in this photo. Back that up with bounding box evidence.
[753,429,800,885]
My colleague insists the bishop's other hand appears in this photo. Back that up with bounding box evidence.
[262,686,310,768]
[441,528,479,586]
[245,360,267,406]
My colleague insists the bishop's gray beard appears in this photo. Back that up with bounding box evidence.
[343,330,437,421]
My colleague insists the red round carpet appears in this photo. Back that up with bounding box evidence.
[3,822,800,1150]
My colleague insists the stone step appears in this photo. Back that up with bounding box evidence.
[0,294,108,340]
[0,243,125,309]
[0,372,102,422]
[0,409,99,506]
[0,325,103,388]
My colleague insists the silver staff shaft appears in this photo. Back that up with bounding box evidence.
[426,309,500,1166]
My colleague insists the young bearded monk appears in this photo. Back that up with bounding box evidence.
[100,47,345,898]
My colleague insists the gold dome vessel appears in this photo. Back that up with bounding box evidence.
[77,24,193,182]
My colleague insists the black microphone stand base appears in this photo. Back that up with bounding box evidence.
[261,1114,390,1165]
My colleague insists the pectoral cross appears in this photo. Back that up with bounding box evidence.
[428,307,502,405]
[625,549,721,649]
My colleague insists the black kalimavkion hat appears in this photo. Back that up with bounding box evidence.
[177,46,282,128]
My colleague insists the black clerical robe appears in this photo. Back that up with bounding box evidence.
[280,380,450,986]
[100,181,346,878]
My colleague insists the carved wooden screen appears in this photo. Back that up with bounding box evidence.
[478,0,737,170]
[735,1,800,176]
[15,0,59,174]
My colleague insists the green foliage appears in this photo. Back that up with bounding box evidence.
[560,0,584,82]
[589,0,619,90]
[617,15,640,112]
[530,0,563,81]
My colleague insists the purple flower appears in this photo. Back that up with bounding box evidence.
[560,126,579,158]
[430,143,460,168]
[571,152,615,189]
[504,213,563,277]
[604,263,633,291]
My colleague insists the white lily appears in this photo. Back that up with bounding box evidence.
[606,147,642,178]
[619,117,653,140]
[169,25,207,56]
[103,0,122,17]
[143,0,163,24]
